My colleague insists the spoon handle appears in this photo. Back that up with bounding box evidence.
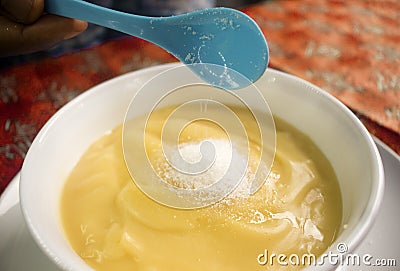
[45,0,150,38]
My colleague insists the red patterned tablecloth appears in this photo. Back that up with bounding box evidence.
[1,0,399,195]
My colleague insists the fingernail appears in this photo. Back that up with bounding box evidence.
[63,31,80,40]
[63,20,88,40]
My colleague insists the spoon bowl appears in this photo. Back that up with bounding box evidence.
[46,0,269,89]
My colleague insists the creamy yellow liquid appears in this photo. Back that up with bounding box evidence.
[61,106,342,271]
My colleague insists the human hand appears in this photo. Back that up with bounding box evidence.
[0,0,87,57]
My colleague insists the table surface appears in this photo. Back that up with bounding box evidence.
[0,0,399,195]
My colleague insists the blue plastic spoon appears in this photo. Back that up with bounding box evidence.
[46,0,269,89]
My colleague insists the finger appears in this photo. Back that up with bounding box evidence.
[0,15,88,57]
[0,0,43,24]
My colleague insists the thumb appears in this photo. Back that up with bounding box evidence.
[0,0,43,24]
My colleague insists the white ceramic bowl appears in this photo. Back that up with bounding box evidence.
[20,63,384,271]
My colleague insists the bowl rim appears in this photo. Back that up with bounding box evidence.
[20,63,385,271]
[268,69,385,270]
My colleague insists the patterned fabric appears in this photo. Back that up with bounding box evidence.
[243,0,400,134]
[0,0,399,195]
